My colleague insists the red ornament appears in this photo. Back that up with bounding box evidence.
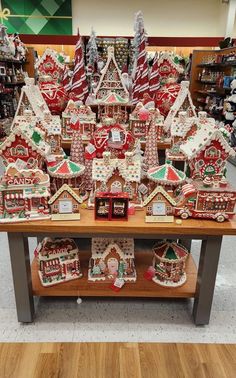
[39,81,68,115]
[155,83,181,117]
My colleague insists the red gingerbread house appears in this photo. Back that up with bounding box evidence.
[0,165,50,223]
[35,48,65,82]
[0,124,50,169]
[180,125,236,180]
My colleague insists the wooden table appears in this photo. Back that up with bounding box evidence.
[1,209,236,325]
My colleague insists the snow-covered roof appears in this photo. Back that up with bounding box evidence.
[35,48,65,71]
[13,78,50,122]
[48,184,83,205]
[180,125,236,159]
[171,117,197,138]
[143,186,177,207]
[0,124,51,157]
[94,46,129,99]
[158,52,183,73]
[91,237,134,258]
[92,153,141,183]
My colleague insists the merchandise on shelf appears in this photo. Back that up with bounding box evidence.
[88,238,136,282]
[155,82,181,117]
[143,186,177,222]
[47,157,85,193]
[48,184,83,221]
[152,241,189,287]
[157,52,184,85]
[0,123,50,169]
[174,180,236,222]
[164,81,197,132]
[0,164,50,223]
[94,46,129,101]
[90,151,142,208]
[89,123,135,158]
[180,119,236,180]
[35,48,65,82]
[12,78,50,123]
[94,192,129,221]
[35,237,82,287]
[62,100,96,141]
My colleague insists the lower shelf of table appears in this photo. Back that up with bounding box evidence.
[31,252,197,298]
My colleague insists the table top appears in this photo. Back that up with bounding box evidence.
[1,208,236,236]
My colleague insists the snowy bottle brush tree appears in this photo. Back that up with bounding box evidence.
[86,27,98,70]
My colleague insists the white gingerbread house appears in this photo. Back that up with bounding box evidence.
[88,237,136,282]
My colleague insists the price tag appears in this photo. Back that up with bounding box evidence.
[15,159,27,170]
[85,143,96,155]
[112,130,121,142]
[110,278,125,292]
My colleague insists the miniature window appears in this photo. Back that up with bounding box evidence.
[32,198,41,208]
[111,181,122,193]
[63,194,68,198]
[166,206,172,212]
[124,183,133,198]
[157,195,162,200]
[73,204,78,209]
[197,159,204,168]
[205,146,220,159]
[11,145,28,157]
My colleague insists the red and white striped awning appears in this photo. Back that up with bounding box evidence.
[45,259,59,267]
[5,193,23,200]
[182,184,196,197]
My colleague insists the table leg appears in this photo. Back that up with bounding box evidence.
[193,236,222,325]
[179,239,192,251]
[8,233,34,323]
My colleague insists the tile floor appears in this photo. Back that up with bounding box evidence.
[0,163,235,343]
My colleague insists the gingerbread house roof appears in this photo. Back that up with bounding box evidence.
[180,126,236,159]
[92,154,141,183]
[13,78,50,122]
[143,186,177,207]
[47,158,85,178]
[37,237,78,259]
[158,52,184,73]
[91,237,134,258]
[94,46,129,100]
[48,184,83,205]
[171,116,197,138]
[99,91,129,105]
[164,81,197,131]
[147,163,186,185]
[0,124,50,157]
[35,48,65,71]
[153,241,189,262]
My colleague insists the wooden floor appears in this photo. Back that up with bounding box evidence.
[0,343,235,378]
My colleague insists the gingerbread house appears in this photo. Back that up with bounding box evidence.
[157,52,183,85]
[47,158,85,193]
[13,78,50,123]
[180,124,236,180]
[35,48,65,82]
[98,92,129,123]
[48,184,83,221]
[88,238,136,282]
[0,165,50,223]
[94,46,129,101]
[90,151,142,207]
[152,241,189,287]
[0,124,50,169]
[35,237,82,287]
[143,186,177,222]
[62,101,96,141]
[164,81,197,132]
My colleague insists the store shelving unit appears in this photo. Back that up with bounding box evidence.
[2,209,236,325]
[190,46,236,120]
